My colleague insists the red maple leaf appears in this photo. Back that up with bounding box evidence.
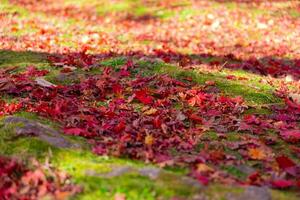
[114,120,126,133]
[64,127,88,136]
[271,179,293,189]
[112,83,123,94]
[134,90,153,105]
[276,155,296,170]
[280,130,300,143]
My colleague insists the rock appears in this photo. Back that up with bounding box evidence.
[3,116,82,149]
[191,194,208,200]
[138,167,161,179]
[289,93,300,104]
[55,72,82,83]
[242,186,271,200]
[176,111,187,121]
[235,165,256,176]
[226,186,271,200]
[180,176,203,189]
[35,77,56,87]
[86,166,133,178]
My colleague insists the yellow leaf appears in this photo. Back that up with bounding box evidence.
[145,134,154,146]
[143,108,157,115]
[249,148,266,160]
[197,163,213,173]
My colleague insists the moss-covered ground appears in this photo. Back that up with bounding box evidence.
[1,0,300,199]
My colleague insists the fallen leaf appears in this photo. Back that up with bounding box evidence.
[280,130,300,143]
[197,163,213,173]
[205,80,215,86]
[143,108,157,115]
[0,78,15,92]
[271,179,293,189]
[145,134,154,146]
[135,90,153,105]
[276,155,296,170]
[248,148,267,160]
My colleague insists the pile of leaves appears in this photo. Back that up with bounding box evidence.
[0,155,81,199]
[0,57,299,189]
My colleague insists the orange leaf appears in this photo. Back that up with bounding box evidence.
[143,108,158,115]
[145,134,154,146]
[197,163,213,173]
[249,148,266,160]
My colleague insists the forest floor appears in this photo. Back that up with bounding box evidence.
[1,0,300,199]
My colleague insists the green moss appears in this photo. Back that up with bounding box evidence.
[271,190,300,200]
[194,143,205,152]
[0,113,201,200]
[100,57,126,68]
[202,131,218,141]
[204,184,244,200]
[14,112,60,128]
[0,122,57,158]
[221,165,247,180]
[178,9,199,20]
[0,50,49,68]
[150,62,280,105]
[226,132,240,142]
[224,147,243,160]
[57,150,200,199]
[0,111,298,199]
[244,107,272,115]
[121,58,279,105]
[96,1,131,16]
[0,94,18,103]
[0,50,82,85]
[154,9,176,20]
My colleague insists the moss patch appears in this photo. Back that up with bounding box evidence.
[0,113,201,200]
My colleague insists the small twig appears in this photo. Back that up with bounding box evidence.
[219,61,228,71]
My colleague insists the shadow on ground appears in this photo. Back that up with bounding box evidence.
[1,49,299,79]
